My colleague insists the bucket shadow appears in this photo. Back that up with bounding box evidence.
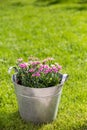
[73,121,87,130]
[0,111,35,130]
[1,110,87,130]
[11,2,26,8]
[34,0,87,7]
[0,111,22,130]
[78,1,87,4]
[34,0,61,7]
[0,111,47,130]
[65,6,87,11]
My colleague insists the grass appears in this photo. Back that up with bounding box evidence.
[0,0,87,130]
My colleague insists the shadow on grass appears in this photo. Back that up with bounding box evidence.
[64,5,87,11]
[0,111,43,130]
[0,1,27,10]
[11,2,26,7]
[73,121,87,130]
[34,0,87,12]
[34,0,87,7]
[0,111,23,130]
[34,0,61,7]
[34,0,87,11]
[0,110,87,130]
[78,0,87,4]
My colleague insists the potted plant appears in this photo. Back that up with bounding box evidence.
[9,57,68,123]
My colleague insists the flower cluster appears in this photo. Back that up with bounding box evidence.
[16,57,62,88]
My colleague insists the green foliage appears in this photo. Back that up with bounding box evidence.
[0,0,87,130]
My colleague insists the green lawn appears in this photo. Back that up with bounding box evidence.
[0,0,87,130]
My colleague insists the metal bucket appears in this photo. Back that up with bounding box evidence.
[12,73,68,123]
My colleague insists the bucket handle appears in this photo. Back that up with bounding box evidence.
[8,66,18,74]
[61,74,68,84]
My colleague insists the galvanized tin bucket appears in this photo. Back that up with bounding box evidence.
[12,73,68,123]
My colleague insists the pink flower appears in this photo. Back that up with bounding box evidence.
[47,57,54,61]
[39,67,44,72]
[36,72,40,77]
[40,64,49,68]
[43,65,49,69]
[43,67,52,74]
[58,65,62,70]
[39,65,50,72]
[42,57,54,64]
[39,64,44,68]
[44,69,50,74]
[19,63,28,69]
[28,56,39,61]
[28,68,35,73]
[55,63,62,71]
[17,58,23,62]
[32,72,40,77]
[32,73,36,77]
[31,61,40,66]
[51,66,58,73]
